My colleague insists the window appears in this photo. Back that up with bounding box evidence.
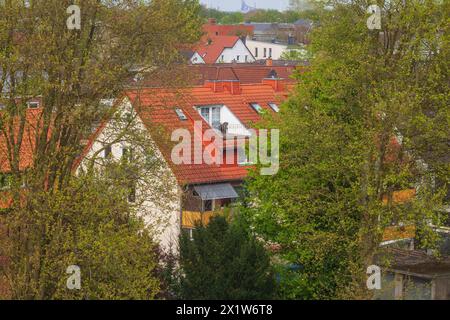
[211,107,220,129]
[145,153,157,168]
[255,47,258,57]
[200,107,210,123]
[128,184,136,203]
[204,200,213,211]
[245,55,248,62]
[27,101,39,109]
[104,145,112,158]
[250,103,263,114]
[268,102,279,112]
[122,146,133,162]
[237,146,248,165]
[0,174,12,190]
[236,55,240,61]
[263,48,267,58]
[198,106,221,130]
[175,108,187,120]
[269,48,272,58]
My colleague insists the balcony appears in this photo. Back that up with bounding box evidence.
[182,211,217,229]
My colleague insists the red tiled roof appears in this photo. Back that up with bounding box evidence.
[186,64,298,85]
[126,80,290,185]
[203,22,254,38]
[0,109,42,173]
[0,106,106,175]
[194,36,241,64]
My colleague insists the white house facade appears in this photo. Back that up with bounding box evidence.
[245,38,288,60]
[80,98,182,253]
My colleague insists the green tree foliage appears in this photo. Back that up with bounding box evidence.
[280,48,309,61]
[176,216,275,300]
[200,6,320,24]
[241,0,449,299]
[1,172,160,299]
[0,0,202,299]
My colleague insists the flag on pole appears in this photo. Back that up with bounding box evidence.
[241,0,256,13]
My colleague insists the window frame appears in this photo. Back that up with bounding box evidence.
[268,102,280,112]
[175,108,188,121]
[197,105,222,129]
[104,144,112,158]
[250,102,263,114]
[27,101,40,109]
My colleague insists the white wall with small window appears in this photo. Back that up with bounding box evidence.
[216,39,255,63]
[80,98,181,253]
[245,39,288,60]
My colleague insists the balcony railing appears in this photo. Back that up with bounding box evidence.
[182,211,216,229]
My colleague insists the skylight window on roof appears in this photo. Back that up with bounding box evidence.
[268,103,279,112]
[250,103,263,114]
[175,108,188,120]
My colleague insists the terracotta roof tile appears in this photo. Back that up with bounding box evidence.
[126,80,290,185]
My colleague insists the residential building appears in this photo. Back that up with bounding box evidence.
[82,78,291,251]
[375,246,450,300]
[190,36,255,64]
[245,38,308,60]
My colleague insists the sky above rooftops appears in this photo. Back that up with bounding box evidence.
[200,0,290,12]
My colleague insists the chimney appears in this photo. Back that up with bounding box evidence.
[208,18,217,25]
[266,58,273,66]
[204,80,241,95]
[262,78,285,92]
[204,80,224,93]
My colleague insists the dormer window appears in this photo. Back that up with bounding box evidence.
[250,103,263,114]
[175,108,187,121]
[198,105,221,130]
[27,101,40,109]
[268,102,279,112]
